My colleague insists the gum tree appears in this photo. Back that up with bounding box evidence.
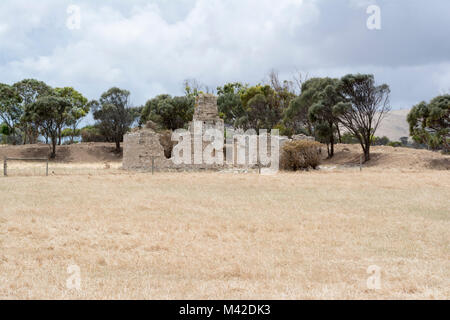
[407,95,450,151]
[54,87,89,144]
[24,96,71,158]
[334,74,391,162]
[140,94,194,131]
[92,87,137,152]
[0,83,23,144]
[13,79,52,144]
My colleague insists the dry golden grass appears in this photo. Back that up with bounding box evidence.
[0,168,449,300]
[3,160,123,176]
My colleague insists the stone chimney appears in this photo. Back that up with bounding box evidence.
[193,93,219,121]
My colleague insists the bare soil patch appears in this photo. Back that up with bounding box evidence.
[0,143,122,163]
[322,144,450,170]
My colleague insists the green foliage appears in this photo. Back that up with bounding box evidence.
[388,141,402,148]
[0,83,23,143]
[12,79,53,144]
[283,95,312,135]
[372,136,390,146]
[13,79,53,106]
[1,123,10,135]
[341,132,359,144]
[280,140,322,171]
[217,82,246,126]
[307,78,343,158]
[54,87,90,139]
[25,96,72,157]
[236,85,283,131]
[273,123,294,137]
[80,125,108,142]
[183,79,202,98]
[61,128,81,138]
[140,94,194,130]
[407,95,449,151]
[284,78,332,136]
[334,74,391,161]
[92,87,137,151]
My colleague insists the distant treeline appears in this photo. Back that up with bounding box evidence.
[1,71,448,159]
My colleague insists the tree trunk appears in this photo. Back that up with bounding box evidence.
[23,125,27,145]
[336,124,342,143]
[330,137,334,158]
[307,122,313,136]
[71,124,75,144]
[58,127,62,145]
[11,127,17,146]
[115,139,121,153]
[329,122,335,158]
[51,139,57,159]
[363,144,371,162]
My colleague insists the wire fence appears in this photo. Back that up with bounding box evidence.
[2,157,124,177]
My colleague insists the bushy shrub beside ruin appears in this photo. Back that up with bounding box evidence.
[81,125,108,142]
[280,140,322,171]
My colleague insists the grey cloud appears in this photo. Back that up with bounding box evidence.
[0,0,449,113]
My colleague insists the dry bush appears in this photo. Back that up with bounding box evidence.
[280,140,322,171]
[144,120,162,132]
[159,130,175,159]
[80,126,107,142]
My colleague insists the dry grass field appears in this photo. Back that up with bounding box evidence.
[0,167,449,300]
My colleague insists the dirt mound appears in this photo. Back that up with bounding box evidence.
[0,143,122,163]
[1,142,449,170]
[322,144,450,170]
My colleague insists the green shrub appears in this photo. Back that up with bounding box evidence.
[61,128,81,138]
[372,136,390,146]
[341,132,359,144]
[280,140,322,171]
[273,123,294,137]
[388,141,402,148]
[81,125,107,142]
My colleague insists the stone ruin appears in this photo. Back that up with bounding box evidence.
[188,94,224,167]
[122,125,172,171]
[123,93,315,172]
[123,93,225,171]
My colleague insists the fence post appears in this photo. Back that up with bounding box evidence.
[3,157,6,177]
[151,157,155,175]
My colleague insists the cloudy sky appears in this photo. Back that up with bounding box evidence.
[1,0,449,114]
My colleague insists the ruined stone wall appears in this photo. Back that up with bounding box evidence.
[123,93,226,171]
[122,93,307,172]
[187,93,225,168]
[193,94,220,121]
[123,129,172,171]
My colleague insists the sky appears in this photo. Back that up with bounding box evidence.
[1,0,449,116]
